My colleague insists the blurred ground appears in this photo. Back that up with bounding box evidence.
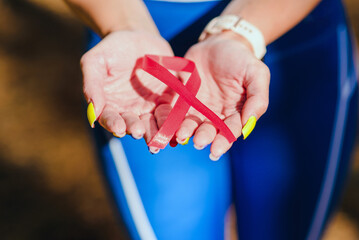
[0,0,358,239]
[0,0,124,239]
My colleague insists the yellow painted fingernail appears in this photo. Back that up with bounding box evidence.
[180,137,190,145]
[87,102,96,128]
[242,116,257,140]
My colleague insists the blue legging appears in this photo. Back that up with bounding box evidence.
[88,0,358,239]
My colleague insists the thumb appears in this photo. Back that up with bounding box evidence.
[81,53,106,128]
[241,63,270,139]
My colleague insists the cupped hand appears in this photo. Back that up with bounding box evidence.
[176,32,270,160]
[82,30,174,150]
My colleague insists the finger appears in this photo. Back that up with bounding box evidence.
[241,63,270,139]
[175,71,202,144]
[140,113,159,153]
[193,121,217,150]
[121,112,145,139]
[81,52,107,126]
[154,104,179,148]
[210,113,242,161]
[98,106,126,137]
[154,104,172,128]
[175,114,202,144]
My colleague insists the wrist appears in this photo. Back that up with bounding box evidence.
[206,31,254,54]
[101,21,160,38]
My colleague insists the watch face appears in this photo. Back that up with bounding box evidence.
[205,17,220,34]
[207,15,240,34]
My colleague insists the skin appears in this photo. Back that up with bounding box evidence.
[80,30,175,152]
[177,32,270,158]
[65,0,320,157]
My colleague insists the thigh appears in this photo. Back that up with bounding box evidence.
[230,0,358,239]
[94,130,231,240]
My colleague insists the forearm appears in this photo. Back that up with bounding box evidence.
[64,0,159,37]
[222,0,321,45]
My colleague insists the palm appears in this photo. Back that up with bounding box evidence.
[187,44,249,119]
[184,36,254,124]
[82,31,175,141]
[100,53,171,115]
[176,33,270,159]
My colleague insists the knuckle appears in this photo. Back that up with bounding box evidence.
[258,63,270,79]
[82,84,92,99]
[263,65,271,79]
[80,52,92,66]
[248,62,270,82]
[82,84,89,99]
[154,104,171,118]
[258,97,269,114]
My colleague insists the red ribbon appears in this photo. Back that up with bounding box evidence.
[137,55,236,149]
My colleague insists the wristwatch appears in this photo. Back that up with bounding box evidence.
[199,15,267,59]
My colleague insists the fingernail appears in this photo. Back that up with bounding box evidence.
[113,132,126,138]
[133,134,144,140]
[149,147,160,154]
[194,144,207,150]
[242,116,257,140]
[87,102,96,128]
[209,153,221,161]
[177,137,190,145]
[170,141,178,147]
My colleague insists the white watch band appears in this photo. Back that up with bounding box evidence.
[199,15,267,59]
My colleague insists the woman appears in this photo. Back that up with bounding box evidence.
[65,0,358,239]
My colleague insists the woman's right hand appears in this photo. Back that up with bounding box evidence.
[82,30,175,151]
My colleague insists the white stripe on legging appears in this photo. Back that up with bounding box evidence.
[306,26,357,240]
[109,138,157,240]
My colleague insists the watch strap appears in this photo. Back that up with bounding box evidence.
[199,15,267,59]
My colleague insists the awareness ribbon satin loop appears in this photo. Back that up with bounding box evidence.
[138,55,236,149]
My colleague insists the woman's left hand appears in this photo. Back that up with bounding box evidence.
[176,32,270,160]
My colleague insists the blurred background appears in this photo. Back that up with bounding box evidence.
[0,0,358,239]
